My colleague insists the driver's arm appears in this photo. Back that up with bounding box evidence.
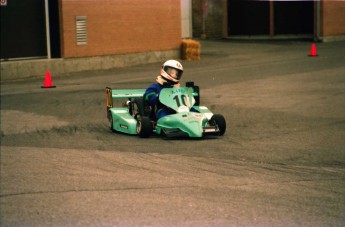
[144,84,161,105]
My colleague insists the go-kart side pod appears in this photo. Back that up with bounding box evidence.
[108,108,138,135]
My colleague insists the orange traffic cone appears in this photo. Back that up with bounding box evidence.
[41,71,56,88]
[309,43,318,57]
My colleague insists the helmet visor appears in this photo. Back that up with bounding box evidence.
[164,66,183,80]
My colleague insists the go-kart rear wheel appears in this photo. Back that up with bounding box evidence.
[136,117,153,138]
[130,98,145,119]
[108,111,115,132]
[211,114,226,136]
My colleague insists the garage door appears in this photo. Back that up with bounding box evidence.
[0,0,47,59]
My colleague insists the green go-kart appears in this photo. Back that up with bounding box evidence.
[105,82,226,138]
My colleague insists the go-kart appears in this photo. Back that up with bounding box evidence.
[105,82,226,138]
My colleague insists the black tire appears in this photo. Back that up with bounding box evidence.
[136,117,153,138]
[211,114,226,136]
[130,98,145,118]
[108,111,116,132]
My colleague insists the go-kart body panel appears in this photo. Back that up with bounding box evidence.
[109,108,138,135]
[159,87,196,112]
[111,89,146,99]
[156,112,208,138]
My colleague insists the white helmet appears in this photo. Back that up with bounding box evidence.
[160,60,183,85]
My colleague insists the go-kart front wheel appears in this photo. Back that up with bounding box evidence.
[211,114,226,136]
[136,117,153,138]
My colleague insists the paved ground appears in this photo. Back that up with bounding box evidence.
[1,40,345,226]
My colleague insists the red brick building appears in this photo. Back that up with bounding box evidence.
[2,0,344,60]
[60,0,182,58]
[1,0,183,60]
[321,0,345,39]
[1,0,344,80]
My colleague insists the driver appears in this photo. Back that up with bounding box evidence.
[144,59,183,119]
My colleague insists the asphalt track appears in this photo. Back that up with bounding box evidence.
[1,40,345,226]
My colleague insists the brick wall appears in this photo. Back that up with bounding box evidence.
[321,1,345,36]
[60,0,181,58]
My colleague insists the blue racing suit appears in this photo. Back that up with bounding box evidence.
[144,83,174,119]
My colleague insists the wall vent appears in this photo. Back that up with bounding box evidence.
[76,16,87,45]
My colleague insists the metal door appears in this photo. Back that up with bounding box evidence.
[1,0,47,60]
[228,0,269,36]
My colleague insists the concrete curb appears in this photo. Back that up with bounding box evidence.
[0,49,180,82]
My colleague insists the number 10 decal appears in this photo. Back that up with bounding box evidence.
[173,94,190,108]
